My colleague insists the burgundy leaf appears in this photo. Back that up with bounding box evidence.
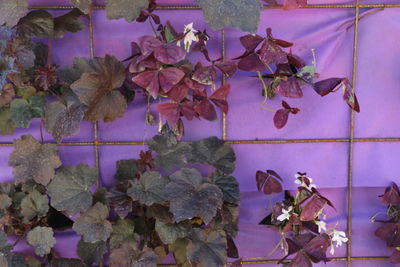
[342,78,360,112]
[259,39,288,65]
[381,183,400,205]
[283,0,308,10]
[288,54,306,68]
[130,41,141,56]
[273,109,290,129]
[209,84,230,114]
[288,252,312,267]
[256,170,282,195]
[168,81,189,102]
[153,43,185,64]
[275,76,303,98]
[375,223,400,247]
[138,54,161,70]
[215,61,238,77]
[238,53,266,72]
[272,38,293,48]
[239,34,264,52]
[390,251,400,264]
[300,195,327,221]
[129,56,146,73]
[159,67,185,93]
[313,77,343,96]
[303,234,330,263]
[192,64,218,86]
[156,102,181,126]
[131,70,159,97]
[194,98,217,121]
[138,35,162,56]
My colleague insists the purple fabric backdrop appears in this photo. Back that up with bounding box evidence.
[1,1,399,266]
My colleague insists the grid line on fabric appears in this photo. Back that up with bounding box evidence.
[15,2,394,265]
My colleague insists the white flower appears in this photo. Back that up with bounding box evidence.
[329,229,348,255]
[315,220,327,233]
[277,206,292,222]
[177,22,199,52]
[294,173,316,191]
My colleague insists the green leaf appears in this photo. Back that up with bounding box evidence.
[195,0,262,33]
[105,0,149,22]
[296,65,315,83]
[169,238,189,265]
[58,57,95,84]
[0,106,16,135]
[212,173,240,204]
[10,95,45,128]
[110,219,139,249]
[187,229,227,267]
[72,202,112,243]
[0,232,13,254]
[15,86,36,99]
[20,189,49,222]
[115,159,138,181]
[155,220,191,244]
[109,244,157,267]
[17,10,54,38]
[188,136,236,174]
[26,226,56,257]
[70,0,90,14]
[163,168,223,224]
[8,135,61,185]
[53,9,85,38]
[44,101,86,143]
[0,0,28,27]
[77,239,106,265]
[127,171,168,205]
[47,164,97,216]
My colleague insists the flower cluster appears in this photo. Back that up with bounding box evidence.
[256,170,347,266]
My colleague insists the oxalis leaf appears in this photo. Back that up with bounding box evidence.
[163,168,223,224]
[110,218,139,249]
[188,136,236,174]
[195,0,263,33]
[26,226,56,257]
[109,244,157,267]
[72,202,112,243]
[77,239,107,265]
[8,135,61,185]
[0,0,28,27]
[105,0,149,22]
[44,101,87,143]
[155,220,191,244]
[70,55,127,122]
[20,189,49,223]
[47,164,97,216]
[10,95,45,128]
[127,171,168,206]
[187,228,227,267]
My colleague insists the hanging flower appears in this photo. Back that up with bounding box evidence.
[329,229,348,255]
[294,173,316,191]
[277,206,292,222]
[315,220,327,233]
[177,22,199,52]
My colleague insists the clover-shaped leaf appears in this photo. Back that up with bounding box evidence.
[110,219,139,249]
[105,0,149,22]
[300,195,327,221]
[44,101,87,143]
[71,55,127,122]
[196,0,262,33]
[10,95,45,128]
[212,173,240,204]
[77,239,107,265]
[20,189,49,222]
[163,168,223,223]
[110,244,157,267]
[187,228,227,267]
[9,135,61,185]
[256,169,283,195]
[72,202,112,243]
[188,137,236,174]
[127,171,168,206]
[47,164,97,216]
[155,220,191,244]
[27,226,56,257]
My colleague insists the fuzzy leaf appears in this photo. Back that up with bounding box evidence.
[127,171,168,205]
[212,174,240,204]
[155,220,191,244]
[77,239,106,265]
[27,226,56,257]
[163,168,223,223]
[58,57,95,84]
[110,244,157,267]
[17,10,54,39]
[0,106,16,135]
[0,0,28,27]
[47,164,97,216]
[105,0,149,22]
[8,135,61,185]
[73,202,112,242]
[110,219,139,249]
[20,189,49,222]
[187,229,227,267]
[53,8,85,38]
[115,159,138,181]
[195,0,262,33]
[70,0,90,13]
[70,55,127,122]
[300,195,327,221]
[4,38,35,69]
[169,238,189,265]
[44,101,86,143]
[10,95,45,128]
[189,137,236,174]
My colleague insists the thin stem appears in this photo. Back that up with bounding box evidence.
[246,233,285,260]
[47,38,53,67]
[257,72,269,105]
[266,64,274,74]
[259,105,277,113]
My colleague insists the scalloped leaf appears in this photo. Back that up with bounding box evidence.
[10,95,45,128]
[105,0,149,22]
[77,239,107,265]
[212,174,240,204]
[155,220,191,244]
[110,219,139,249]
[27,226,56,257]
[20,189,49,222]
[127,171,168,206]
[110,244,157,267]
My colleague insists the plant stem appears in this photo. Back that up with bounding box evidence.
[257,72,269,105]
[47,38,53,68]
[259,105,277,113]
[266,64,274,74]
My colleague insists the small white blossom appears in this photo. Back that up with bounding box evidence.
[315,220,327,233]
[277,206,292,222]
[294,173,316,191]
[329,229,348,255]
[177,22,199,52]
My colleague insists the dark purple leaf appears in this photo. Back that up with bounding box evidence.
[313,77,343,96]
[138,35,162,56]
[303,234,330,263]
[238,53,266,72]
[375,223,400,247]
[159,67,185,92]
[192,64,218,86]
[288,252,312,267]
[390,251,400,264]
[381,183,400,205]
[275,76,303,98]
[342,78,360,112]
[259,39,288,65]
[273,109,290,129]
[209,84,230,113]
[300,195,327,221]
[153,44,185,64]
[256,170,282,195]
[215,61,238,77]
[240,34,264,51]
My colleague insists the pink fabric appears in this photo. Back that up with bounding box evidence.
[0,0,398,265]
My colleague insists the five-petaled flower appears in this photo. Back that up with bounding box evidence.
[294,173,316,191]
[315,220,327,233]
[277,206,292,222]
[329,229,348,255]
